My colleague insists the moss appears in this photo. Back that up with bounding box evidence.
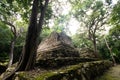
[35,72,58,80]
[35,63,83,80]
[36,60,112,80]
[13,60,112,80]
[14,72,28,80]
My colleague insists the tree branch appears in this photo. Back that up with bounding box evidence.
[0,20,17,37]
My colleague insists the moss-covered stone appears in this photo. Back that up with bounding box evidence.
[36,57,99,68]
[13,72,28,80]
[41,60,112,80]
[13,60,112,80]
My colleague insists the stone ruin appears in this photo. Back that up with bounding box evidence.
[37,31,79,60]
[77,48,96,58]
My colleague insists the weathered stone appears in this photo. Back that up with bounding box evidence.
[37,31,79,59]
[12,60,112,80]
[36,58,98,68]
[77,48,96,58]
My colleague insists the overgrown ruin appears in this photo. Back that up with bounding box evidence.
[37,31,79,60]
[0,32,113,80]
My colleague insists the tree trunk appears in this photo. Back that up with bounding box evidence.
[8,38,15,68]
[2,0,49,79]
[25,0,49,70]
[16,0,49,71]
[0,17,17,68]
[104,37,116,65]
[93,37,98,57]
[91,34,99,58]
[16,0,39,71]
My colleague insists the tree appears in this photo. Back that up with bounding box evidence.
[108,1,120,63]
[2,0,49,79]
[5,22,21,68]
[0,0,29,68]
[70,0,112,57]
[110,1,120,25]
[97,0,120,61]
[72,31,92,49]
[1,18,25,68]
[104,37,116,65]
[0,22,12,59]
[107,26,120,63]
[16,0,50,71]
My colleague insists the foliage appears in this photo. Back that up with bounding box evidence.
[72,32,92,49]
[51,15,70,34]
[0,0,53,62]
[70,0,111,55]
[0,21,25,62]
[40,27,51,42]
[97,36,110,59]
[0,22,12,57]
[101,1,120,62]
[0,0,31,23]
[0,0,29,52]
[98,25,120,62]
[108,26,120,62]
[110,1,120,25]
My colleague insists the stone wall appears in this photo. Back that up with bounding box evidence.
[36,57,99,68]
[46,60,112,80]
[13,60,112,80]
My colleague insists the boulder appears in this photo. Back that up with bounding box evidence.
[37,31,79,59]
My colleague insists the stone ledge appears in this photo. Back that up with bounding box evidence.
[13,60,112,80]
[36,57,99,68]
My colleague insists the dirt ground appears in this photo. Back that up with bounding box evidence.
[95,65,120,80]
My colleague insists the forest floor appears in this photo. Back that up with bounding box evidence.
[95,64,120,80]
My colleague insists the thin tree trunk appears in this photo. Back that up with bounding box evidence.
[1,17,17,69]
[8,39,15,68]
[92,35,99,58]
[104,37,116,65]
